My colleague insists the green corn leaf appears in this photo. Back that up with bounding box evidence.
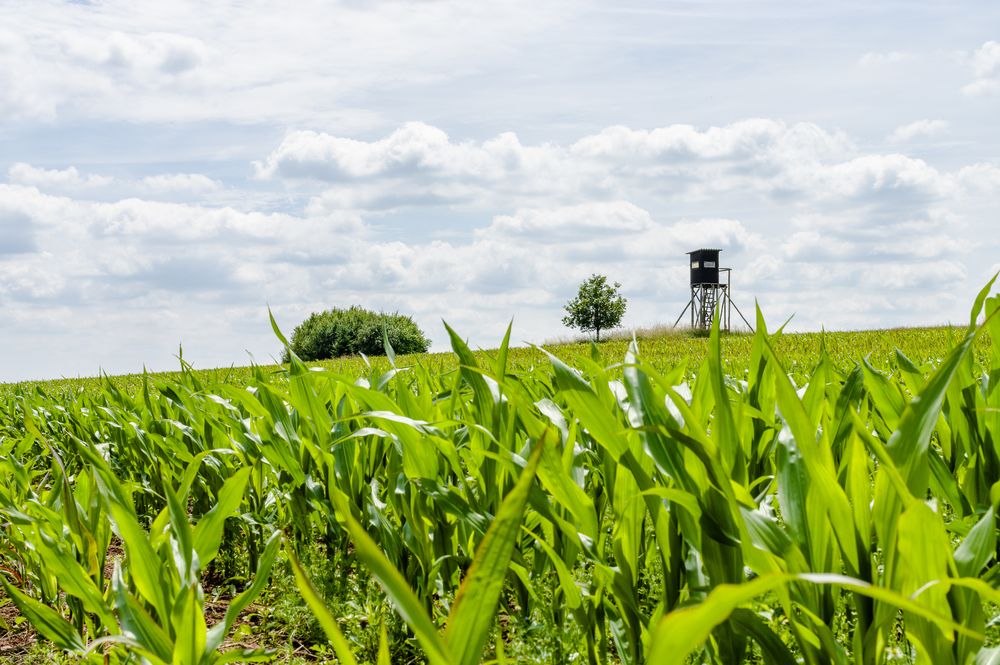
[214,648,276,663]
[763,336,859,572]
[729,608,798,665]
[862,360,906,433]
[176,449,235,505]
[170,583,208,665]
[976,647,1000,665]
[206,530,282,653]
[740,506,808,572]
[29,537,117,630]
[648,574,782,665]
[524,524,582,609]
[378,623,391,665]
[83,635,171,665]
[495,319,513,380]
[648,572,984,664]
[928,448,971,517]
[111,562,175,663]
[0,577,85,652]
[954,507,997,578]
[540,347,628,459]
[164,482,199,586]
[445,321,496,424]
[269,306,309,376]
[888,329,979,495]
[968,272,999,333]
[97,473,172,623]
[192,466,251,566]
[382,323,397,368]
[775,433,812,558]
[445,436,545,665]
[286,547,359,665]
[267,306,290,348]
[327,490,451,665]
[986,296,1000,366]
[533,430,598,540]
[707,298,742,478]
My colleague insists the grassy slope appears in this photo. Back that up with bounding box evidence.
[2,325,988,398]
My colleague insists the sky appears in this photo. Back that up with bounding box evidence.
[1,0,999,382]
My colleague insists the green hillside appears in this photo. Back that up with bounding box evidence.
[3,324,986,398]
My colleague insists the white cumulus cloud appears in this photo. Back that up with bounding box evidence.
[8,163,114,190]
[963,40,1000,96]
[261,120,958,226]
[887,119,949,143]
[2,105,999,382]
[142,173,222,195]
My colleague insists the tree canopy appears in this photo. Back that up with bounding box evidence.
[286,306,429,361]
[562,274,627,342]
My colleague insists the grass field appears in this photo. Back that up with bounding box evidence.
[2,296,1000,664]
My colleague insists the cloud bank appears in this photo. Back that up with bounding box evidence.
[1,1,998,381]
[3,116,998,380]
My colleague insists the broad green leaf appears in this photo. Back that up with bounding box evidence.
[540,347,629,459]
[0,577,85,652]
[445,437,545,665]
[648,572,983,665]
[286,547,359,665]
[111,563,174,663]
[729,608,797,665]
[887,329,979,495]
[955,507,997,578]
[328,490,451,665]
[206,530,282,653]
[193,466,252,566]
[171,583,207,665]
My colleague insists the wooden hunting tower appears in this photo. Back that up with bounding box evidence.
[673,248,753,332]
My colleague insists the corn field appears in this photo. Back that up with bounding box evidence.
[7,324,986,402]
[2,281,1000,664]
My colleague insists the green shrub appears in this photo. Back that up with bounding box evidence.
[285,306,430,361]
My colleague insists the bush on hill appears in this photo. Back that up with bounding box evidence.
[286,306,430,361]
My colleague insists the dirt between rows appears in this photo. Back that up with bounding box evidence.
[0,599,37,659]
[0,538,275,663]
[0,592,278,661]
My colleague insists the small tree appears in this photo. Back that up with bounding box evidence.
[562,274,627,342]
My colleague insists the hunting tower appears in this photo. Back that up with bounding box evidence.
[673,248,752,332]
